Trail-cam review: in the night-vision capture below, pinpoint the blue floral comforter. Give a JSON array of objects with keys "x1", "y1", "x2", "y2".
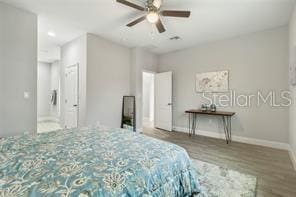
[{"x1": 0, "y1": 127, "x2": 201, "y2": 196}]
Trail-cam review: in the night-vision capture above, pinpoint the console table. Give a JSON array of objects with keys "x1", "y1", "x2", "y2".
[{"x1": 185, "y1": 109, "x2": 235, "y2": 144}]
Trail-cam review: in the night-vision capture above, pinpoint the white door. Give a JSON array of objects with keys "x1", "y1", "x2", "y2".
[
  {"x1": 65, "y1": 64, "x2": 79, "y2": 129},
  {"x1": 155, "y1": 71, "x2": 172, "y2": 131}
]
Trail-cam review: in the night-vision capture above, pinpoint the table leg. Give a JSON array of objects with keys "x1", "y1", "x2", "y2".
[
  {"x1": 222, "y1": 116, "x2": 232, "y2": 144},
  {"x1": 188, "y1": 113, "x2": 191, "y2": 136},
  {"x1": 193, "y1": 114, "x2": 198, "y2": 135},
  {"x1": 192, "y1": 114, "x2": 195, "y2": 136},
  {"x1": 191, "y1": 114, "x2": 195, "y2": 136},
  {"x1": 229, "y1": 116, "x2": 232, "y2": 142},
  {"x1": 188, "y1": 113, "x2": 198, "y2": 137}
]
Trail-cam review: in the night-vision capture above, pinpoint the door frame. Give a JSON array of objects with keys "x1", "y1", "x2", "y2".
[
  {"x1": 142, "y1": 70, "x2": 156, "y2": 128},
  {"x1": 64, "y1": 63, "x2": 79, "y2": 129}
]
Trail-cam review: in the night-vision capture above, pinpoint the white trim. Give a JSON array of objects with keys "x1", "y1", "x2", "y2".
[
  {"x1": 38, "y1": 116, "x2": 60, "y2": 123},
  {"x1": 289, "y1": 147, "x2": 296, "y2": 171},
  {"x1": 137, "y1": 128, "x2": 143, "y2": 133},
  {"x1": 142, "y1": 69, "x2": 157, "y2": 74},
  {"x1": 173, "y1": 126, "x2": 290, "y2": 150}
]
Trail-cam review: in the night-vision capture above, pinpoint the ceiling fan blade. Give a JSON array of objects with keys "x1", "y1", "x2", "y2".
[
  {"x1": 127, "y1": 16, "x2": 146, "y2": 27},
  {"x1": 161, "y1": 10, "x2": 191, "y2": 18},
  {"x1": 116, "y1": 0, "x2": 145, "y2": 11},
  {"x1": 156, "y1": 19, "x2": 166, "y2": 33}
]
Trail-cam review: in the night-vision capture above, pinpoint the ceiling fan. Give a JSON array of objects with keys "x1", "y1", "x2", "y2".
[{"x1": 116, "y1": 0, "x2": 191, "y2": 33}]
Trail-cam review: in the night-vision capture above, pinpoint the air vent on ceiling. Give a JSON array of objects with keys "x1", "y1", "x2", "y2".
[{"x1": 170, "y1": 36, "x2": 181, "y2": 40}]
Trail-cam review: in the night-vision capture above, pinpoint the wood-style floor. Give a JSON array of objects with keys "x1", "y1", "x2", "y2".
[{"x1": 143, "y1": 127, "x2": 296, "y2": 197}]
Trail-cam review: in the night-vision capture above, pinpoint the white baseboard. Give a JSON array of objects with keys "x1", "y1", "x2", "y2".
[
  {"x1": 136, "y1": 128, "x2": 143, "y2": 133},
  {"x1": 173, "y1": 126, "x2": 290, "y2": 150},
  {"x1": 38, "y1": 116, "x2": 60, "y2": 123},
  {"x1": 289, "y1": 147, "x2": 296, "y2": 171}
]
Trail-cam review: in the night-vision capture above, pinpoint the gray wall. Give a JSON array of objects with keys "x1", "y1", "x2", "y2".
[
  {"x1": 289, "y1": 6, "x2": 296, "y2": 158},
  {"x1": 60, "y1": 35, "x2": 158, "y2": 130},
  {"x1": 0, "y1": 2, "x2": 37, "y2": 137},
  {"x1": 158, "y1": 27, "x2": 289, "y2": 143},
  {"x1": 85, "y1": 34, "x2": 131, "y2": 128}
]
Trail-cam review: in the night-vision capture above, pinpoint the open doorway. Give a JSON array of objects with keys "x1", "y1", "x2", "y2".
[
  {"x1": 37, "y1": 60, "x2": 62, "y2": 133},
  {"x1": 142, "y1": 71, "x2": 155, "y2": 128}
]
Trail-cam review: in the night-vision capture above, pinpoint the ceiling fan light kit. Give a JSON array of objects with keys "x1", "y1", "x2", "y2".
[
  {"x1": 147, "y1": 12, "x2": 159, "y2": 24},
  {"x1": 116, "y1": 0, "x2": 191, "y2": 33}
]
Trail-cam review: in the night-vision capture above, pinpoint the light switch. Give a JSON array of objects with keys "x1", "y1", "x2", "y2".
[{"x1": 24, "y1": 92, "x2": 30, "y2": 99}]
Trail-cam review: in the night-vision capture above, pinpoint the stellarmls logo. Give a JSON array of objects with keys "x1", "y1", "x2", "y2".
[{"x1": 202, "y1": 90, "x2": 293, "y2": 107}]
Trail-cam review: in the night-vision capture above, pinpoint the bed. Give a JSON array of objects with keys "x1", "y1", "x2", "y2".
[{"x1": 0, "y1": 127, "x2": 201, "y2": 196}]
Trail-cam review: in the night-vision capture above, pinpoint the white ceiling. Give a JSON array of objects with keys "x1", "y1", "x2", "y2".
[{"x1": 1, "y1": 0, "x2": 295, "y2": 54}]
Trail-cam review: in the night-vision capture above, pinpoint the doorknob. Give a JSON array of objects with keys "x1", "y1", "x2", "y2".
[
  {"x1": 73, "y1": 104, "x2": 78, "y2": 107},
  {"x1": 168, "y1": 103, "x2": 172, "y2": 106}
]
